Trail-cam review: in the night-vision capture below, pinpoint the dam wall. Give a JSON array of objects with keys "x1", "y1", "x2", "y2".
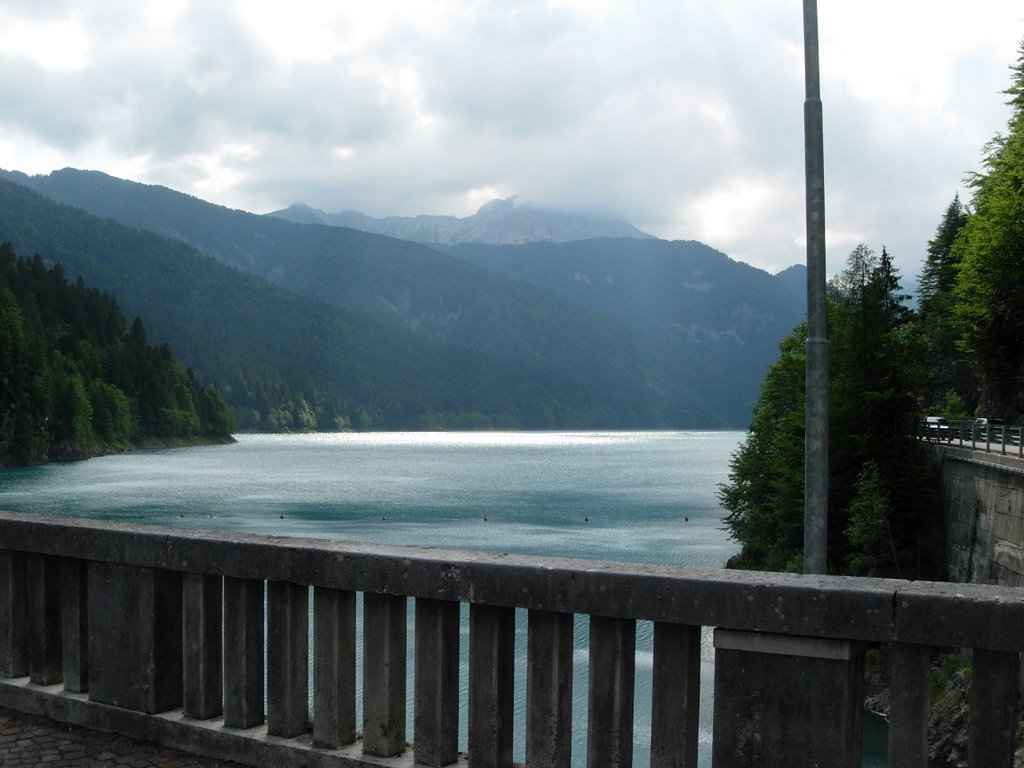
[{"x1": 936, "y1": 445, "x2": 1024, "y2": 587}]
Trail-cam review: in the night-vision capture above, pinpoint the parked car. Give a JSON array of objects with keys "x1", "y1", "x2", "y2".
[{"x1": 973, "y1": 417, "x2": 1005, "y2": 441}]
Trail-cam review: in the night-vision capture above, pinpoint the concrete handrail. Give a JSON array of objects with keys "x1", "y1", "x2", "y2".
[{"x1": 2, "y1": 511, "x2": 1023, "y2": 767}]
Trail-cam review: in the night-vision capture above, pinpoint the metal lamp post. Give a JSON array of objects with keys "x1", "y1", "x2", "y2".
[{"x1": 802, "y1": 0, "x2": 828, "y2": 575}]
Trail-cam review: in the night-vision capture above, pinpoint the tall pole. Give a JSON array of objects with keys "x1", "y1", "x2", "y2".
[{"x1": 802, "y1": 0, "x2": 828, "y2": 575}]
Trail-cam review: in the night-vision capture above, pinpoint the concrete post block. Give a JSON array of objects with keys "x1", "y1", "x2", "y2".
[
  {"x1": 182, "y1": 573, "x2": 223, "y2": 720},
  {"x1": 267, "y1": 580, "x2": 309, "y2": 738},
  {"x1": 712, "y1": 629, "x2": 865, "y2": 768},
  {"x1": 526, "y1": 609, "x2": 573, "y2": 768},
  {"x1": 362, "y1": 592, "x2": 407, "y2": 757},
  {"x1": 969, "y1": 648, "x2": 1019, "y2": 768},
  {"x1": 887, "y1": 643, "x2": 931, "y2": 768},
  {"x1": 468, "y1": 602, "x2": 515, "y2": 768},
  {"x1": 650, "y1": 622, "x2": 700, "y2": 768},
  {"x1": 223, "y1": 576, "x2": 264, "y2": 729},
  {"x1": 414, "y1": 597, "x2": 460, "y2": 767},
  {"x1": 587, "y1": 615, "x2": 635, "y2": 768},
  {"x1": 60, "y1": 558, "x2": 88, "y2": 693},
  {"x1": 29, "y1": 553, "x2": 63, "y2": 686},
  {"x1": 87, "y1": 562, "x2": 183, "y2": 714},
  {"x1": 313, "y1": 586, "x2": 356, "y2": 749},
  {"x1": 0, "y1": 549, "x2": 29, "y2": 679}
]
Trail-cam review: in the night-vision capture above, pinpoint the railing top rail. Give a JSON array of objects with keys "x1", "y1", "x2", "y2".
[{"x1": 3, "y1": 510, "x2": 1024, "y2": 651}]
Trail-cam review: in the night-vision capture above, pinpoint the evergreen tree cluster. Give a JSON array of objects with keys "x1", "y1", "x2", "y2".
[
  {"x1": 720, "y1": 41, "x2": 1024, "y2": 577},
  {"x1": 721, "y1": 246, "x2": 940, "y2": 577},
  {"x1": 920, "y1": 42, "x2": 1024, "y2": 420},
  {"x1": 0, "y1": 242, "x2": 234, "y2": 466}
]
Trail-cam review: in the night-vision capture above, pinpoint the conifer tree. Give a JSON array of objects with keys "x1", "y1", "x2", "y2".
[
  {"x1": 953, "y1": 42, "x2": 1024, "y2": 418},
  {"x1": 722, "y1": 245, "x2": 940, "y2": 577}
]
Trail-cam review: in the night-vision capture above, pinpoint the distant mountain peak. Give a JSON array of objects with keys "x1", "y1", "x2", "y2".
[
  {"x1": 476, "y1": 196, "x2": 518, "y2": 215},
  {"x1": 267, "y1": 197, "x2": 653, "y2": 246}
]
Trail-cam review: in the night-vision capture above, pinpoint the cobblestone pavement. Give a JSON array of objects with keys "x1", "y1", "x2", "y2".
[{"x1": 0, "y1": 706, "x2": 251, "y2": 768}]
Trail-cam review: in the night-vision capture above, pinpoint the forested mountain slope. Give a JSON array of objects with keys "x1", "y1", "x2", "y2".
[
  {"x1": 1, "y1": 168, "x2": 805, "y2": 425},
  {"x1": 0, "y1": 178, "x2": 677, "y2": 430},
  {"x1": 0, "y1": 242, "x2": 234, "y2": 465},
  {"x1": 437, "y1": 238, "x2": 806, "y2": 417}
]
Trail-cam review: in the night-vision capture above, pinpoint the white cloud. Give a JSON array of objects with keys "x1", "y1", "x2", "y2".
[
  {"x1": 0, "y1": 9, "x2": 90, "y2": 71},
  {"x1": 0, "y1": 0, "x2": 1020, "y2": 285}
]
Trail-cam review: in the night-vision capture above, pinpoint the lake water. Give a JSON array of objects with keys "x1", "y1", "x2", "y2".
[{"x1": 0, "y1": 431, "x2": 886, "y2": 766}]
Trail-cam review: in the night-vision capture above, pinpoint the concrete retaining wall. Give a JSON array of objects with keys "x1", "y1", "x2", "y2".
[{"x1": 937, "y1": 446, "x2": 1024, "y2": 587}]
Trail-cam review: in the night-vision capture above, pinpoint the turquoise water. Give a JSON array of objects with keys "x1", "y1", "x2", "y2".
[{"x1": 0, "y1": 431, "x2": 886, "y2": 766}]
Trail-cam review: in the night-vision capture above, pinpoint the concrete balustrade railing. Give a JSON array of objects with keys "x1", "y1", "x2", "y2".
[{"x1": 1, "y1": 510, "x2": 1023, "y2": 767}]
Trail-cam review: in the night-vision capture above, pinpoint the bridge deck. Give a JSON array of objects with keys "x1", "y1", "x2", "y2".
[{"x1": 0, "y1": 705, "x2": 249, "y2": 768}]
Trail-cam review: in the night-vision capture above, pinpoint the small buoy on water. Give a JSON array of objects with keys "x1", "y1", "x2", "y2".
[
  {"x1": 684, "y1": 516, "x2": 689, "y2": 522},
  {"x1": 279, "y1": 513, "x2": 284, "y2": 519},
  {"x1": 584, "y1": 515, "x2": 590, "y2": 523}
]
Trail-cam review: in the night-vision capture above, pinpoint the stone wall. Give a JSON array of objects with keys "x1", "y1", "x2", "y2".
[{"x1": 938, "y1": 446, "x2": 1024, "y2": 587}]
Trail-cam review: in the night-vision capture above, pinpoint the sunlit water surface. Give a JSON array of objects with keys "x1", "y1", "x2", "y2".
[{"x1": 0, "y1": 431, "x2": 886, "y2": 766}]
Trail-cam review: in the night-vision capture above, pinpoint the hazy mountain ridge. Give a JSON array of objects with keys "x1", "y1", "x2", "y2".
[
  {"x1": 435, "y1": 239, "x2": 805, "y2": 413},
  {"x1": 772, "y1": 263, "x2": 808, "y2": 313},
  {"x1": 268, "y1": 196, "x2": 654, "y2": 245},
  {"x1": 0, "y1": 168, "x2": 805, "y2": 426}
]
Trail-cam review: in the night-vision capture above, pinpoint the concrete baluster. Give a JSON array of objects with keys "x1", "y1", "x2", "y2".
[
  {"x1": 28, "y1": 554, "x2": 63, "y2": 685},
  {"x1": 267, "y1": 580, "x2": 309, "y2": 738},
  {"x1": 223, "y1": 576, "x2": 264, "y2": 729},
  {"x1": 968, "y1": 648, "x2": 1019, "y2": 768},
  {"x1": 88, "y1": 563, "x2": 183, "y2": 713},
  {"x1": 414, "y1": 597, "x2": 460, "y2": 767},
  {"x1": 362, "y1": 592, "x2": 407, "y2": 757},
  {"x1": 182, "y1": 573, "x2": 222, "y2": 720},
  {"x1": 887, "y1": 643, "x2": 931, "y2": 768},
  {"x1": 313, "y1": 586, "x2": 357, "y2": 748},
  {"x1": 650, "y1": 622, "x2": 701, "y2": 768},
  {"x1": 587, "y1": 616, "x2": 635, "y2": 768},
  {"x1": 469, "y1": 603, "x2": 515, "y2": 767},
  {"x1": 526, "y1": 609, "x2": 573, "y2": 768},
  {"x1": 0, "y1": 549, "x2": 29, "y2": 679},
  {"x1": 60, "y1": 558, "x2": 88, "y2": 692}
]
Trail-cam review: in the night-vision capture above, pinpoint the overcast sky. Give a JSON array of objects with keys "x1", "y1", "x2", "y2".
[{"x1": 1, "y1": 1, "x2": 1021, "y2": 283}]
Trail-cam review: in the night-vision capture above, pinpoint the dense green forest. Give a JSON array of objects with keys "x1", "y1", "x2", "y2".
[
  {"x1": 721, "y1": 246, "x2": 940, "y2": 577},
  {"x1": 0, "y1": 243, "x2": 234, "y2": 466},
  {"x1": 721, "y1": 43, "x2": 1024, "y2": 578}
]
